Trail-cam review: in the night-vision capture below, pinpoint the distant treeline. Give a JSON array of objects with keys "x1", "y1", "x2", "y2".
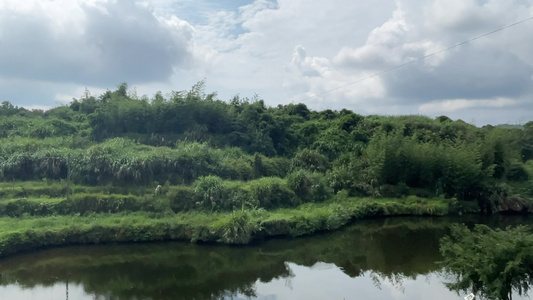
[{"x1": 0, "y1": 82, "x2": 532, "y2": 213}]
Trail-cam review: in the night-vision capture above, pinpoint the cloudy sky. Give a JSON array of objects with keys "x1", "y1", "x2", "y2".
[{"x1": 1, "y1": 0, "x2": 532, "y2": 125}]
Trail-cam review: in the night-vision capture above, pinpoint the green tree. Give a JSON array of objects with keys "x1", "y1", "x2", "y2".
[{"x1": 290, "y1": 148, "x2": 329, "y2": 173}]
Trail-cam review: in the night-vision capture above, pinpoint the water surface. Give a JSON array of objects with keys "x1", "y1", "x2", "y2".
[{"x1": 0, "y1": 215, "x2": 530, "y2": 300}]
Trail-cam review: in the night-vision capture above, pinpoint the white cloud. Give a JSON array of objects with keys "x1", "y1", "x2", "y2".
[
  {"x1": 284, "y1": 45, "x2": 386, "y2": 111},
  {"x1": 424, "y1": 0, "x2": 495, "y2": 32},
  {"x1": 0, "y1": 0, "x2": 194, "y2": 85},
  {"x1": 290, "y1": 46, "x2": 328, "y2": 78},
  {"x1": 1, "y1": 0, "x2": 533, "y2": 125},
  {"x1": 20, "y1": 104, "x2": 54, "y2": 111},
  {"x1": 419, "y1": 97, "x2": 517, "y2": 114},
  {"x1": 333, "y1": 8, "x2": 411, "y2": 69},
  {"x1": 331, "y1": 6, "x2": 448, "y2": 74}
]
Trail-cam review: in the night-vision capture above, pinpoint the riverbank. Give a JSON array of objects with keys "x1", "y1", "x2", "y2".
[
  {"x1": 0, "y1": 195, "x2": 464, "y2": 257},
  {"x1": 2, "y1": 215, "x2": 503, "y2": 300}
]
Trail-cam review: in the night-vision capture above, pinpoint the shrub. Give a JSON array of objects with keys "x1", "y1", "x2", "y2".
[
  {"x1": 167, "y1": 186, "x2": 196, "y2": 212},
  {"x1": 286, "y1": 170, "x2": 332, "y2": 203},
  {"x1": 218, "y1": 159, "x2": 254, "y2": 181},
  {"x1": 290, "y1": 149, "x2": 329, "y2": 173},
  {"x1": 64, "y1": 193, "x2": 143, "y2": 214},
  {"x1": 213, "y1": 210, "x2": 260, "y2": 244},
  {"x1": 247, "y1": 177, "x2": 297, "y2": 209},
  {"x1": 228, "y1": 188, "x2": 258, "y2": 211},
  {"x1": 193, "y1": 176, "x2": 230, "y2": 211},
  {"x1": 506, "y1": 164, "x2": 529, "y2": 181}
]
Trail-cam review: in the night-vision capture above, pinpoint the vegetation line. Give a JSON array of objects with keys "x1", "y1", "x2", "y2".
[
  {"x1": 0, "y1": 196, "x2": 450, "y2": 257},
  {"x1": 0, "y1": 81, "x2": 531, "y2": 257}
]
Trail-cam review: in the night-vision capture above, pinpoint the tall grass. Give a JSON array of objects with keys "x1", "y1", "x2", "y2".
[
  {"x1": 0, "y1": 139, "x2": 295, "y2": 186},
  {"x1": 0, "y1": 195, "x2": 451, "y2": 257}
]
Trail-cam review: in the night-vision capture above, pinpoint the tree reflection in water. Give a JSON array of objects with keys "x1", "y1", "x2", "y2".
[
  {"x1": 0, "y1": 215, "x2": 529, "y2": 300},
  {"x1": 439, "y1": 224, "x2": 533, "y2": 300}
]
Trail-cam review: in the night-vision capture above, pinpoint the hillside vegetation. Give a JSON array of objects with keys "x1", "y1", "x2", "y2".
[{"x1": 0, "y1": 82, "x2": 531, "y2": 253}]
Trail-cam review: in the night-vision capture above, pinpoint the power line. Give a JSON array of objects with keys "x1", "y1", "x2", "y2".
[{"x1": 296, "y1": 15, "x2": 533, "y2": 102}]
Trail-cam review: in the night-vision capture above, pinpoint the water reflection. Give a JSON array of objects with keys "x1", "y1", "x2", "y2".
[
  {"x1": 0, "y1": 215, "x2": 530, "y2": 300},
  {"x1": 246, "y1": 265, "x2": 453, "y2": 300}
]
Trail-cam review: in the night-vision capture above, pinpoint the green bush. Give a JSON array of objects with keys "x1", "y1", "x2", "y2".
[
  {"x1": 0, "y1": 193, "x2": 151, "y2": 217},
  {"x1": 290, "y1": 149, "x2": 329, "y2": 173},
  {"x1": 193, "y1": 176, "x2": 230, "y2": 211},
  {"x1": 167, "y1": 186, "x2": 196, "y2": 212},
  {"x1": 213, "y1": 210, "x2": 260, "y2": 244},
  {"x1": 286, "y1": 170, "x2": 332, "y2": 203},
  {"x1": 506, "y1": 163, "x2": 529, "y2": 181},
  {"x1": 61, "y1": 193, "x2": 145, "y2": 214},
  {"x1": 218, "y1": 159, "x2": 254, "y2": 181},
  {"x1": 247, "y1": 177, "x2": 297, "y2": 209},
  {"x1": 228, "y1": 188, "x2": 257, "y2": 211}
]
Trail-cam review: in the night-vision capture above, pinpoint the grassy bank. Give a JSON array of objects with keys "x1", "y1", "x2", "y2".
[{"x1": 0, "y1": 195, "x2": 454, "y2": 257}]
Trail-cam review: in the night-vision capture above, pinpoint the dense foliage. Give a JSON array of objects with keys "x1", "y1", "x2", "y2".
[
  {"x1": 440, "y1": 224, "x2": 533, "y2": 300},
  {"x1": 1, "y1": 82, "x2": 531, "y2": 214}
]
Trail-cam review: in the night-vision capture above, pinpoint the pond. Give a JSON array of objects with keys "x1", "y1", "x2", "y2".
[{"x1": 0, "y1": 215, "x2": 531, "y2": 300}]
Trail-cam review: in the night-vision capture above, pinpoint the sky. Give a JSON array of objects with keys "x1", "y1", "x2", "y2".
[{"x1": 1, "y1": 0, "x2": 532, "y2": 126}]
